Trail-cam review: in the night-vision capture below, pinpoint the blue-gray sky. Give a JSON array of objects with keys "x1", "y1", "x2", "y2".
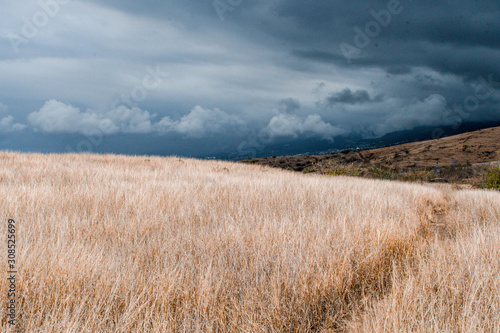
[{"x1": 1, "y1": 0, "x2": 499, "y2": 156}]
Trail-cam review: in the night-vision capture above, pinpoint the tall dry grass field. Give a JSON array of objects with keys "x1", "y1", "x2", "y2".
[{"x1": 0, "y1": 152, "x2": 499, "y2": 332}]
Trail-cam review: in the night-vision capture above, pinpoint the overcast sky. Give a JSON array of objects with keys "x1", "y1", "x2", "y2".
[{"x1": 1, "y1": 0, "x2": 499, "y2": 156}]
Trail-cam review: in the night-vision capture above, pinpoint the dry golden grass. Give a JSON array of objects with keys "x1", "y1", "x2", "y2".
[{"x1": 0, "y1": 151, "x2": 499, "y2": 332}]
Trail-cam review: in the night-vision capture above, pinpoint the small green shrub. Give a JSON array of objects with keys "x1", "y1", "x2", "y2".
[
  {"x1": 328, "y1": 168, "x2": 349, "y2": 176},
  {"x1": 484, "y1": 167, "x2": 500, "y2": 190},
  {"x1": 325, "y1": 166, "x2": 363, "y2": 177},
  {"x1": 368, "y1": 167, "x2": 393, "y2": 180}
]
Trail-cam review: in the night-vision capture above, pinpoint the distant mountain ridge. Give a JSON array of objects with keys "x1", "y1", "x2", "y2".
[
  {"x1": 212, "y1": 121, "x2": 500, "y2": 161},
  {"x1": 241, "y1": 125, "x2": 500, "y2": 187}
]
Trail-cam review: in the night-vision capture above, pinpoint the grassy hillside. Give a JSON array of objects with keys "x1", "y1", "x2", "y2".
[
  {"x1": 1, "y1": 152, "x2": 499, "y2": 332},
  {"x1": 244, "y1": 126, "x2": 500, "y2": 188}
]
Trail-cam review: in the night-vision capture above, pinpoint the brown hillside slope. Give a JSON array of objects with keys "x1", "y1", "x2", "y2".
[
  {"x1": 356, "y1": 125, "x2": 499, "y2": 168},
  {"x1": 243, "y1": 126, "x2": 500, "y2": 186}
]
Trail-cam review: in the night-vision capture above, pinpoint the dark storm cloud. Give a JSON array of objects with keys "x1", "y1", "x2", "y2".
[
  {"x1": 323, "y1": 89, "x2": 383, "y2": 107},
  {"x1": 385, "y1": 65, "x2": 412, "y2": 75},
  {"x1": 271, "y1": 0, "x2": 500, "y2": 77},
  {"x1": 19, "y1": 0, "x2": 497, "y2": 78},
  {"x1": 1, "y1": 0, "x2": 499, "y2": 156},
  {"x1": 277, "y1": 98, "x2": 301, "y2": 114}
]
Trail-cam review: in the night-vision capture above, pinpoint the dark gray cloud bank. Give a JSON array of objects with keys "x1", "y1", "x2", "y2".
[{"x1": 0, "y1": 0, "x2": 499, "y2": 156}]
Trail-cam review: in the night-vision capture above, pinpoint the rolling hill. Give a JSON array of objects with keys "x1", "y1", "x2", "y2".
[{"x1": 243, "y1": 126, "x2": 500, "y2": 187}]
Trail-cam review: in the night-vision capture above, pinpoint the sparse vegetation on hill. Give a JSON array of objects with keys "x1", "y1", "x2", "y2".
[
  {"x1": 243, "y1": 126, "x2": 500, "y2": 189},
  {"x1": 485, "y1": 166, "x2": 500, "y2": 190},
  {"x1": 0, "y1": 152, "x2": 499, "y2": 332}
]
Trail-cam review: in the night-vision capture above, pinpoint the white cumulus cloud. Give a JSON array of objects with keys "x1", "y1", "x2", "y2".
[
  {"x1": 0, "y1": 115, "x2": 27, "y2": 132},
  {"x1": 27, "y1": 100, "x2": 155, "y2": 135},
  {"x1": 261, "y1": 114, "x2": 346, "y2": 141},
  {"x1": 104, "y1": 106, "x2": 153, "y2": 134},
  {"x1": 155, "y1": 105, "x2": 246, "y2": 138},
  {"x1": 28, "y1": 100, "x2": 100, "y2": 134},
  {"x1": 0, "y1": 102, "x2": 27, "y2": 132},
  {"x1": 27, "y1": 100, "x2": 246, "y2": 138}
]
